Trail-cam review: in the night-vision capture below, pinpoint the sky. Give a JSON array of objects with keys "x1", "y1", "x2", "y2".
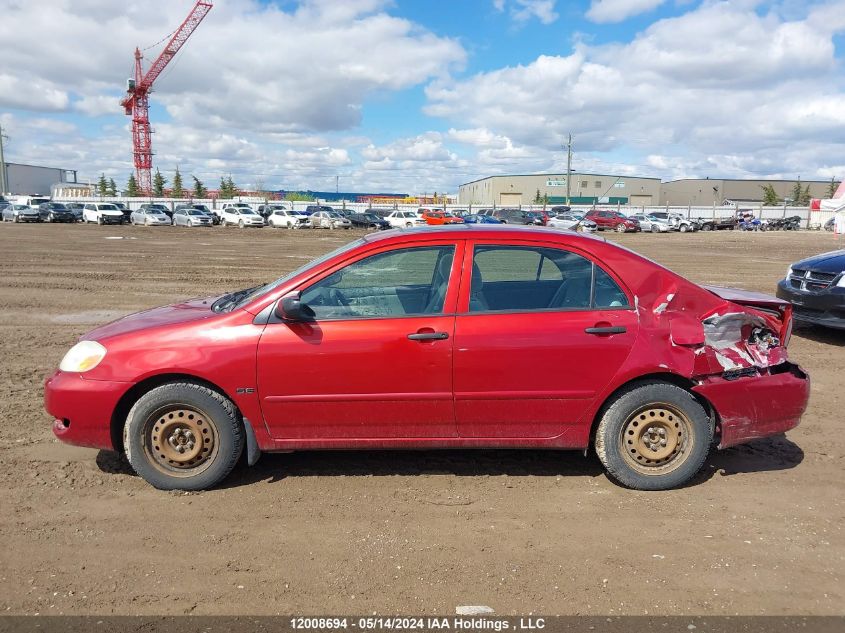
[{"x1": 0, "y1": 0, "x2": 844, "y2": 194}]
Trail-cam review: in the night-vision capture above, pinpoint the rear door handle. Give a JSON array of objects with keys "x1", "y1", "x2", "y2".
[
  {"x1": 408, "y1": 331, "x2": 449, "y2": 341},
  {"x1": 585, "y1": 326, "x2": 627, "y2": 335}
]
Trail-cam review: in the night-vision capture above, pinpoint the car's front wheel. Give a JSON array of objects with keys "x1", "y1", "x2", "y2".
[
  {"x1": 595, "y1": 381, "x2": 712, "y2": 490},
  {"x1": 615, "y1": 223, "x2": 627, "y2": 233},
  {"x1": 124, "y1": 382, "x2": 244, "y2": 490}
]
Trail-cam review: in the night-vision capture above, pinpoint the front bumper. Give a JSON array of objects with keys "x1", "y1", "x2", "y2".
[
  {"x1": 18, "y1": 214, "x2": 41, "y2": 222},
  {"x1": 44, "y1": 370, "x2": 131, "y2": 450},
  {"x1": 693, "y1": 362, "x2": 809, "y2": 449},
  {"x1": 776, "y1": 280, "x2": 845, "y2": 329}
]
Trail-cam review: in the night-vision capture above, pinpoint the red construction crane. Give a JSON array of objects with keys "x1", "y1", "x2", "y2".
[{"x1": 121, "y1": 1, "x2": 213, "y2": 195}]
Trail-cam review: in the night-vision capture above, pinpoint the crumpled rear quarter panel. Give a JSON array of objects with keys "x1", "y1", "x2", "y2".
[{"x1": 692, "y1": 363, "x2": 809, "y2": 449}]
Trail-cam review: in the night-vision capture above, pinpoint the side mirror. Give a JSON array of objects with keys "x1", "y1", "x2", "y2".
[{"x1": 275, "y1": 292, "x2": 315, "y2": 322}]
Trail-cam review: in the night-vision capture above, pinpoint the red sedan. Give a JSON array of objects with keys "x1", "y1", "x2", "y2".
[{"x1": 45, "y1": 226, "x2": 809, "y2": 491}]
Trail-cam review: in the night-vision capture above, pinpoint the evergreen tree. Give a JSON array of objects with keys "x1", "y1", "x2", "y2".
[
  {"x1": 171, "y1": 166, "x2": 184, "y2": 198},
  {"x1": 108, "y1": 178, "x2": 118, "y2": 197},
  {"x1": 761, "y1": 184, "x2": 780, "y2": 206},
  {"x1": 534, "y1": 189, "x2": 542, "y2": 203},
  {"x1": 226, "y1": 175, "x2": 238, "y2": 197},
  {"x1": 152, "y1": 168, "x2": 167, "y2": 197},
  {"x1": 790, "y1": 181, "x2": 802, "y2": 206},
  {"x1": 827, "y1": 178, "x2": 840, "y2": 198},
  {"x1": 192, "y1": 176, "x2": 207, "y2": 198},
  {"x1": 800, "y1": 185, "x2": 811, "y2": 206},
  {"x1": 126, "y1": 174, "x2": 140, "y2": 197},
  {"x1": 218, "y1": 176, "x2": 230, "y2": 198},
  {"x1": 97, "y1": 173, "x2": 108, "y2": 197}
]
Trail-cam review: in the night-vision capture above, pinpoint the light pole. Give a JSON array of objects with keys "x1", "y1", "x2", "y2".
[{"x1": 0, "y1": 122, "x2": 8, "y2": 196}]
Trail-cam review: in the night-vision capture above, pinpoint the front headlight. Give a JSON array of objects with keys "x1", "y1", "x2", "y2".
[
  {"x1": 836, "y1": 274, "x2": 845, "y2": 288},
  {"x1": 59, "y1": 340, "x2": 107, "y2": 373},
  {"x1": 786, "y1": 266, "x2": 793, "y2": 280}
]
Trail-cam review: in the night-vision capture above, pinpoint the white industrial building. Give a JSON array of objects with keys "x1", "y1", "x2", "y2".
[{"x1": 1, "y1": 162, "x2": 79, "y2": 196}]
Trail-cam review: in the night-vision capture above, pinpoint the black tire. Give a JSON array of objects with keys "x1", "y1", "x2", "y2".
[
  {"x1": 679, "y1": 224, "x2": 688, "y2": 233},
  {"x1": 238, "y1": 220, "x2": 244, "y2": 228},
  {"x1": 595, "y1": 381, "x2": 712, "y2": 491},
  {"x1": 123, "y1": 382, "x2": 244, "y2": 490},
  {"x1": 701, "y1": 224, "x2": 711, "y2": 231}
]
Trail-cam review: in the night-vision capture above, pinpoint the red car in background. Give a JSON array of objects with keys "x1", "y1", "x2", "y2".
[
  {"x1": 421, "y1": 210, "x2": 464, "y2": 225},
  {"x1": 586, "y1": 209, "x2": 641, "y2": 232},
  {"x1": 45, "y1": 226, "x2": 808, "y2": 491}
]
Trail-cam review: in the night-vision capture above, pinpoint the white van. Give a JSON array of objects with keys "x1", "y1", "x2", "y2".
[{"x1": 14, "y1": 195, "x2": 51, "y2": 208}]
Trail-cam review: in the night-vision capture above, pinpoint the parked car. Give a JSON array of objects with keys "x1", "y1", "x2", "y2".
[
  {"x1": 548, "y1": 213, "x2": 597, "y2": 233},
  {"x1": 111, "y1": 202, "x2": 131, "y2": 222},
  {"x1": 490, "y1": 208, "x2": 542, "y2": 225},
  {"x1": 385, "y1": 210, "x2": 424, "y2": 228},
  {"x1": 348, "y1": 213, "x2": 391, "y2": 230},
  {"x1": 130, "y1": 207, "x2": 170, "y2": 226},
  {"x1": 13, "y1": 195, "x2": 50, "y2": 208},
  {"x1": 45, "y1": 225, "x2": 809, "y2": 492},
  {"x1": 221, "y1": 207, "x2": 264, "y2": 228},
  {"x1": 647, "y1": 211, "x2": 699, "y2": 233},
  {"x1": 38, "y1": 202, "x2": 76, "y2": 223},
  {"x1": 257, "y1": 203, "x2": 292, "y2": 222},
  {"x1": 422, "y1": 210, "x2": 464, "y2": 225},
  {"x1": 2, "y1": 204, "x2": 40, "y2": 223},
  {"x1": 65, "y1": 203, "x2": 85, "y2": 221},
  {"x1": 585, "y1": 209, "x2": 640, "y2": 232},
  {"x1": 174, "y1": 203, "x2": 219, "y2": 225},
  {"x1": 267, "y1": 207, "x2": 308, "y2": 229},
  {"x1": 82, "y1": 203, "x2": 125, "y2": 225},
  {"x1": 777, "y1": 249, "x2": 845, "y2": 330},
  {"x1": 630, "y1": 213, "x2": 672, "y2": 233},
  {"x1": 172, "y1": 207, "x2": 213, "y2": 227},
  {"x1": 697, "y1": 216, "x2": 737, "y2": 231},
  {"x1": 139, "y1": 203, "x2": 172, "y2": 219},
  {"x1": 309, "y1": 210, "x2": 352, "y2": 230},
  {"x1": 461, "y1": 213, "x2": 503, "y2": 225},
  {"x1": 549, "y1": 205, "x2": 572, "y2": 215},
  {"x1": 303, "y1": 205, "x2": 335, "y2": 216}
]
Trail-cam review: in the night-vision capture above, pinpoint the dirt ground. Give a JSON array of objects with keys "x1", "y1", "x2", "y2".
[{"x1": 0, "y1": 224, "x2": 842, "y2": 616}]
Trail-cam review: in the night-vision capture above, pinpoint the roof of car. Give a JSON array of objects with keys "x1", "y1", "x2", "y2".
[{"x1": 361, "y1": 223, "x2": 605, "y2": 245}]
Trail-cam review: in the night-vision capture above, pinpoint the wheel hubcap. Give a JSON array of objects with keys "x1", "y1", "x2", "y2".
[
  {"x1": 621, "y1": 405, "x2": 690, "y2": 473},
  {"x1": 148, "y1": 408, "x2": 216, "y2": 470}
]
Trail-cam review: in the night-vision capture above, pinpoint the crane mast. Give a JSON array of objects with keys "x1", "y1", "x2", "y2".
[{"x1": 121, "y1": 1, "x2": 212, "y2": 195}]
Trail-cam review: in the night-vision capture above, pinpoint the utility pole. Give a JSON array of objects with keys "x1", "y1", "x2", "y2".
[
  {"x1": 565, "y1": 133, "x2": 572, "y2": 205},
  {"x1": 335, "y1": 175, "x2": 339, "y2": 194},
  {"x1": 0, "y1": 122, "x2": 8, "y2": 196}
]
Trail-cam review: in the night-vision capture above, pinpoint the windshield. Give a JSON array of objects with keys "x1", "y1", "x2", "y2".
[
  {"x1": 240, "y1": 209, "x2": 257, "y2": 215},
  {"x1": 150, "y1": 205, "x2": 168, "y2": 211},
  {"x1": 188, "y1": 209, "x2": 205, "y2": 215},
  {"x1": 193, "y1": 205, "x2": 210, "y2": 212},
  {"x1": 99, "y1": 204, "x2": 118, "y2": 210},
  {"x1": 48, "y1": 203, "x2": 68, "y2": 210},
  {"x1": 215, "y1": 238, "x2": 366, "y2": 313}
]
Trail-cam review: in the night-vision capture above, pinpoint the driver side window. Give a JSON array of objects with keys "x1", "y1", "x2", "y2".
[{"x1": 300, "y1": 246, "x2": 456, "y2": 320}]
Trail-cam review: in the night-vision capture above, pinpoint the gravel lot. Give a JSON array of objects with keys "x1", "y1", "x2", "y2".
[{"x1": 0, "y1": 224, "x2": 842, "y2": 616}]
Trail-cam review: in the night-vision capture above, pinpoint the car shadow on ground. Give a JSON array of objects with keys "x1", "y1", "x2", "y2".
[
  {"x1": 690, "y1": 434, "x2": 804, "y2": 486},
  {"x1": 793, "y1": 324, "x2": 845, "y2": 347},
  {"x1": 96, "y1": 434, "x2": 804, "y2": 490}
]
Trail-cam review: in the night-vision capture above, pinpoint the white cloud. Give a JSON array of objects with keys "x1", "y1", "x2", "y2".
[
  {"x1": 426, "y1": 1, "x2": 845, "y2": 181},
  {"x1": 494, "y1": 0, "x2": 559, "y2": 24},
  {"x1": 586, "y1": 0, "x2": 668, "y2": 24}
]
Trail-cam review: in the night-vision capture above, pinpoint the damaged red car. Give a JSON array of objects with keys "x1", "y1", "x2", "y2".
[{"x1": 44, "y1": 225, "x2": 809, "y2": 491}]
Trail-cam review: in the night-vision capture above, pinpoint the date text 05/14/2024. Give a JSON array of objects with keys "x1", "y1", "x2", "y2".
[{"x1": 289, "y1": 617, "x2": 547, "y2": 631}]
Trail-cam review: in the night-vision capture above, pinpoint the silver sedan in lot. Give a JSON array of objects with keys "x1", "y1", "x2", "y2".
[
  {"x1": 548, "y1": 212, "x2": 597, "y2": 232},
  {"x1": 172, "y1": 208, "x2": 213, "y2": 227},
  {"x1": 130, "y1": 207, "x2": 170, "y2": 226},
  {"x1": 631, "y1": 213, "x2": 672, "y2": 233},
  {"x1": 2, "y1": 204, "x2": 41, "y2": 223}
]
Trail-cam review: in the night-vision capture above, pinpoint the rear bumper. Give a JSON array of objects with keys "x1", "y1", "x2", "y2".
[
  {"x1": 44, "y1": 370, "x2": 131, "y2": 450},
  {"x1": 693, "y1": 363, "x2": 809, "y2": 449}
]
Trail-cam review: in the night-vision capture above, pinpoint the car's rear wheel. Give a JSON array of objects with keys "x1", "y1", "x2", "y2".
[
  {"x1": 595, "y1": 381, "x2": 712, "y2": 490},
  {"x1": 124, "y1": 382, "x2": 244, "y2": 490}
]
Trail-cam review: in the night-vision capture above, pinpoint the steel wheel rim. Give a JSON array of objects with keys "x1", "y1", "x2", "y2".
[
  {"x1": 620, "y1": 403, "x2": 692, "y2": 475},
  {"x1": 143, "y1": 405, "x2": 219, "y2": 477}
]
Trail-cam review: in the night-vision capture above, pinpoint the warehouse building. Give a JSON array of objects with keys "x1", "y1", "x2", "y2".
[
  {"x1": 660, "y1": 178, "x2": 834, "y2": 205},
  {"x1": 1, "y1": 161, "x2": 79, "y2": 196},
  {"x1": 458, "y1": 173, "x2": 662, "y2": 206}
]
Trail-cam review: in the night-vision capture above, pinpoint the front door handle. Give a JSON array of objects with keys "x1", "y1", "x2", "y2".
[
  {"x1": 585, "y1": 326, "x2": 627, "y2": 335},
  {"x1": 408, "y1": 331, "x2": 449, "y2": 341}
]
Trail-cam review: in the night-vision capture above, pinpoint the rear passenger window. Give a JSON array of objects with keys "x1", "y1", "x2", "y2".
[{"x1": 469, "y1": 245, "x2": 628, "y2": 312}]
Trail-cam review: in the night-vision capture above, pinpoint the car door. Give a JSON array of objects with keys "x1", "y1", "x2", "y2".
[
  {"x1": 453, "y1": 240, "x2": 638, "y2": 440},
  {"x1": 256, "y1": 240, "x2": 464, "y2": 441}
]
